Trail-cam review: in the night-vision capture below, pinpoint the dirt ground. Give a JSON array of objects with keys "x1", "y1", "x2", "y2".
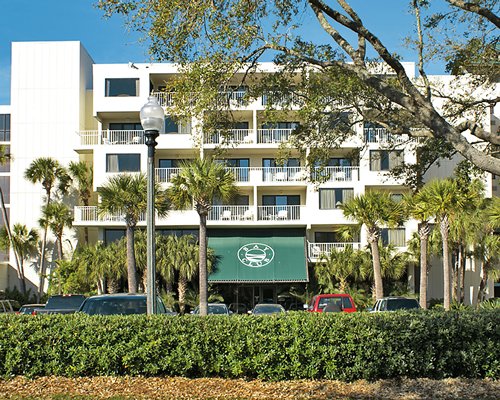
[{"x1": 0, "y1": 376, "x2": 498, "y2": 400}]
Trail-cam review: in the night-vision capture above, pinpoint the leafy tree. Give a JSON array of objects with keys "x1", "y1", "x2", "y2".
[
  {"x1": 68, "y1": 161, "x2": 94, "y2": 245},
  {"x1": 341, "y1": 191, "x2": 404, "y2": 300},
  {"x1": 417, "y1": 178, "x2": 472, "y2": 310},
  {"x1": 39, "y1": 201, "x2": 73, "y2": 261},
  {"x1": 168, "y1": 158, "x2": 238, "y2": 315},
  {"x1": 0, "y1": 224, "x2": 39, "y2": 295},
  {"x1": 98, "y1": 0, "x2": 500, "y2": 174},
  {"x1": 24, "y1": 157, "x2": 69, "y2": 300},
  {"x1": 98, "y1": 173, "x2": 169, "y2": 293}
]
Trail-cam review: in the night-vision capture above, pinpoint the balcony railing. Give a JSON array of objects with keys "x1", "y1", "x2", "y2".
[
  {"x1": 208, "y1": 205, "x2": 253, "y2": 221},
  {"x1": 308, "y1": 242, "x2": 362, "y2": 259},
  {"x1": 257, "y1": 129, "x2": 292, "y2": 143},
  {"x1": 78, "y1": 130, "x2": 145, "y2": 146},
  {"x1": 74, "y1": 206, "x2": 146, "y2": 223},
  {"x1": 204, "y1": 129, "x2": 253, "y2": 145},
  {"x1": 257, "y1": 205, "x2": 301, "y2": 221},
  {"x1": 152, "y1": 91, "x2": 174, "y2": 107},
  {"x1": 312, "y1": 166, "x2": 359, "y2": 182},
  {"x1": 364, "y1": 128, "x2": 411, "y2": 144},
  {"x1": 262, "y1": 167, "x2": 308, "y2": 182},
  {"x1": 155, "y1": 168, "x2": 182, "y2": 183}
]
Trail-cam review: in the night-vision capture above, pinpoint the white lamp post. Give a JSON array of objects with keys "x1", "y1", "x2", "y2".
[{"x1": 140, "y1": 96, "x2": 164, "y2": 315}]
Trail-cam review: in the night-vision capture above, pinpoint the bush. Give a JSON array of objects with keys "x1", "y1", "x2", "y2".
[{"x1": 0, "y1": 310, "x2": 498, "y2": 381}]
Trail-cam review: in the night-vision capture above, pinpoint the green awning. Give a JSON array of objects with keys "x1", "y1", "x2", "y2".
[{"x1": 208, "y1": 230, "x2": 308, "y2": 283}]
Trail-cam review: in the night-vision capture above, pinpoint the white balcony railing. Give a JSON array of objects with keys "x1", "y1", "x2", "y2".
[
  {"x1": 204, "y1": 129, "x2": 253, "y2": 144},
  {"x1": 364, "y1": 128, "x2": 411, "y2": 144},
  {"x1": 74, "y1": 206, "x2": 145, "y2": 223},
  {"x1": 312, "y1": 166, "x2": 359, "y2": 182},
  {"x1": 308, "y1": 242, "x2": 362, "y2": 259},
  {"x1": 155, "y1": 168, "x2": 182, "y2": 183},
  {"x1": 151, "y1": 91, "x2": 174, "y2": 107},
  {"x1": 257, "y1": 205, "x2": 302, "y2": 221},
  {"x1": 261, "y1": 167, "x2": 308, "y2": 182},
  {"x1": 78, "y1": 130, "x2": 144, "y2": 146},
  {"x1": 257, "y1": 129, "x2": 292, "y2": 144},
  {"x1": 208, "y1": 205, "x2": 253, "y2": 221}
]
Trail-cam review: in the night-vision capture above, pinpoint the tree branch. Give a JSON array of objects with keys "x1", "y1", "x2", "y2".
[{"x1": 447, "y1": 0, "x2": 500, "y2": 28}]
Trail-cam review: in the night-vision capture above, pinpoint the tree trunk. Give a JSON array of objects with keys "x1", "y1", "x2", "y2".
[
  {"x1": 0, "y1": 188, "x2": 25, "y2": 295},
  {"x1": 198, "y1": 213, "x2": 208, "y2": 316},
  {"x1": 459, "y1": 246, "x2": 466, "y2": 304},
  {"x1": 126, "y1": 224, "x2": 137, "y2": 293},
  {"x1": 178, "y1": 276, "x2": 187, "y2": 315},
  {"x1": 38, "y1": 225, "x2": 49, "y2": 302},
  {"x1": 477, "y1": 259, "x2": 489, "y2": 305},
  {"x1": 418, "y1": 222, "x2": 429, "y2": 309},
  {"x1": 368, "y1": 228, "x2": 384, "y2": 300},
  {"x1": 452, "y1": 247, "x2": 459, "y2": 302},
  {"x1": 441, "y1": 217, "x2": 452, "y2": 310},
  {"x1": 107, "y1": 278, "x2": 119, "y2": 294}
]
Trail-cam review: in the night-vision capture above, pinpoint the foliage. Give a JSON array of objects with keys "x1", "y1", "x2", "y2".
[
  {"x1": 97, "y1": 0, "x2": 500, "y2": 175},
  {"x1": 0, "y1": 311, "x2": 498, "y2": 380}
]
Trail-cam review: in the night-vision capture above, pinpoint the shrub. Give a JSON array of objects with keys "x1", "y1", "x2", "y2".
[{"x1": 0, "y1": 310, "x2": 498, "y2": 381}]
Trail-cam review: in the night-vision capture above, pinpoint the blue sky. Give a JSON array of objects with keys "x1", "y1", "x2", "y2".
[{"x1": 0, "y1": 0, "x2": 449, "y2": 105}]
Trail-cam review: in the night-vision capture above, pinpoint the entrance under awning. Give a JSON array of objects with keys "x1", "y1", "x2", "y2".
[{"x1": 208, "y1": 229, "x2": 308, "y2": 283}]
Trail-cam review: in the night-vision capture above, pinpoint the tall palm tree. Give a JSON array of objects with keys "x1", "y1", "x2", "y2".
[
  {"x1": 39, "y1": 201, "x2": 73, "y2": 261},
  {"x1": 404, "y1": 190, "x2": 435, "y2": 309},
  {"x1": 418, "y1": 179, "x2": 467, "y2": 310},
  {"x1": 0, "y1": 223, "x2": 39, "y2": 295},
  {"x1": 168, "y1": 158, "x2": 238, "y2": 316},
  {"x1": 24, "y1": 157, "x2": 69, "y2": 300},
  {"x1": 341, "y1": 191, "x2": 404, "y2": 300},
  {"x1": 68, "y1": 161, "x2": 94, "y2": 245},
  {"x1": 98, "y1": 173, "x2": 169, "y2": 293}
]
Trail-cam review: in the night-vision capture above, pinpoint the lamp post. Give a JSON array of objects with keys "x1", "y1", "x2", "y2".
[{"x1": 140, "y1": 96, "x2": 164, "y2": 315}]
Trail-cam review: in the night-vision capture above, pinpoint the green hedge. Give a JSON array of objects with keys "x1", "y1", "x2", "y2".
[{"x1": 0, "y1": 311, "x2": 498, "y2": 381}]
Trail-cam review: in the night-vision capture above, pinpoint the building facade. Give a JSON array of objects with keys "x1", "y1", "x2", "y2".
[{"x1": 1, "y1": 41, "x2": 496, "y2": 306}]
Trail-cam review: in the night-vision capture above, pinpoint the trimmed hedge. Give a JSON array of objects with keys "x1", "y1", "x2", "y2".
[{"x1": 0, "y1": 310, "x2": 498, "y2": 381}]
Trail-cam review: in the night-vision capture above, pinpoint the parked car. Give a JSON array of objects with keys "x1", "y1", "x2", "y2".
[
  {"x1": 249, "y1": 303, "x2": 286, "y2": 315},
  {"x1": 371, "y1": 296, "x2": 420, "y2": 312},
  {"x1": 78, "y1": 293, "x2": 174, "y2": 315},
  {"x1": 0, "y1": 299, "x2": 21, "y2": 314},
  {"x1": 17, "y1": 303, "x2": 45, "y2": 315},
  {"x1": 305, "y1": 294, "x2": 357, "y2": 313},
  {"x1": 34, "y1": 294, "x2": 86, "y2": 315},
  {"x1": 192, "y1": 303, "x2": 231, "y2": 315}
]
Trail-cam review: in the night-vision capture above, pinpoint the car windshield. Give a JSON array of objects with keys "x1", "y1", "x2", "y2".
[
  {"x1": 253, "y1": 305, "x2": 283, "y2": 314},
  {"x1": 80, "y1": 297, "x2": 148, "y2": 315},
  {"x1": 208, "y1": 304, "x2": 228, "y2": 314},
  {"x1": 319, "y1": 298, "x2": 343, "y2": 309},
  {"x1": 386, "y1": 299, "x2": 419, "y2": 311},
  {"x1": 46, "y1": 296, "x2": 85, "y2": 309}
]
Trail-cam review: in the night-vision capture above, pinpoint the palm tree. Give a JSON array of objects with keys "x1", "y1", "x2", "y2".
[
  {"x1": 0, "y1": 223, "x2": 39, "y2": 295},
  {"x1": 39, "y1": 201, "x2": 73, "y2": 261},
  {"x1": 418, "y1": 179, "x2": 467, "y2": 310},
  {"x1": 315, "y1": 245, "x2": 368, "y2": 293},
  {"x1": 24, "y1": 157, "x2": 69, "y2": 300},
  {"x1": 98, "y1": 173, "x2": 169, "y2": 293},
  {"x1": 404, "y1": 191, "x2": 435, "y2": 309},
  {"x1": 341, "y1": 191, "x2": 404, "y2": 300},
  {"x1": 168, "y1": 158, "x2": 238, "y2": 316},
  {"x1": 68, "y1": 161, "x2": 93, "y2": 244}
]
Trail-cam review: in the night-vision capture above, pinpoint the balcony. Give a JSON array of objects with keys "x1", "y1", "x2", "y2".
[
  {"x1": 204, "y1": 129, "x2": 253, "y2": 145},
  {"x1": 307, "y1": 242, "x2": 362, "y2": 261},
  {"x1": 78, "y1": 130, "x2": 144, "y2": 146},
  {"x1": 74, "y1": 206, "x2": 145, "y2": 224},
  {"x1": 364, "y1": 127, "x2": 413, "y2": 144}
]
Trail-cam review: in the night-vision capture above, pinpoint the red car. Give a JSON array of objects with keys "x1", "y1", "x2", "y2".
[{"x1": 305, "y1": 294, "x2": 357, "y2": 313}]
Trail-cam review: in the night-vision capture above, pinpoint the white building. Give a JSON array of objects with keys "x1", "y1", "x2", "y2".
[{"x1": 0, "y1": 41, "x2": 496, "y2": 306}]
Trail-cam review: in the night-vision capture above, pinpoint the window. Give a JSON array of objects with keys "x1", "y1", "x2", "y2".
[
  {"x1": 0, "y1": 115, "x2": 10, "y2": 142},
  {"x1": 105, "y1": 78, "x2": 139, "y2": 97},
  {"x1": 381, "y1": 228, "x2": 406, "y2": 247},
  {"x1": 0, "y1": 177, "x2": 10, "y2": 204},
  {"x1": 106, "y1": 154, "x2": 140, "y2": 172},
  {"x1": 0, "y1": 207, "x2": 9, "y2": 261},
  {"x1": 0, "y1": 145, "x2": 10, "y2": 172},
  {"x1": 222, "y1": 159, "x2": 249, "y2": 181},
  {"x1": 370, "y1": 150, "x2": 403, "y2": 171},
  {"x1": 109, "y1": 122, "x2": 142, "y2": 131},
  {"x1": 164, "y1": 117, "x2": 178, "y2": 134},
  {"x1": 262, "y1": 195, "x2": 300, "y2": 206},
  {"x1": 319, "y1": 188, "x2": 354, "y2": 209},
  {"x1": 104, "y1": 229, "x2": 125, "y2": 244}
]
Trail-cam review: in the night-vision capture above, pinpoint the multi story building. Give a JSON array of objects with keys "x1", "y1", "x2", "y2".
[{"x1": 1, "y1": 41, "x2": 496, "y2": 306}]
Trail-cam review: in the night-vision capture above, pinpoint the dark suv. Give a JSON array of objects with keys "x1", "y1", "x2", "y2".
[
  {"x1": 78, "y1": 293, "x2": 174, "y2": 315},
  {"x1": 371, "y1": 296, "x2": 420, "y2": 312}
]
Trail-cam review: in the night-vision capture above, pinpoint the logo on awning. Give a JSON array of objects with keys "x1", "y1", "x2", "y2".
[{"x1": 237, "y1": 243, "x2": 275, "y2": 268}]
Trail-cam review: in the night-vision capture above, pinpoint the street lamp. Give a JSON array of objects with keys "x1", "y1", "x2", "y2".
[{"x1": 140, "y1": 96, "x2": 164, "y2": 315}]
